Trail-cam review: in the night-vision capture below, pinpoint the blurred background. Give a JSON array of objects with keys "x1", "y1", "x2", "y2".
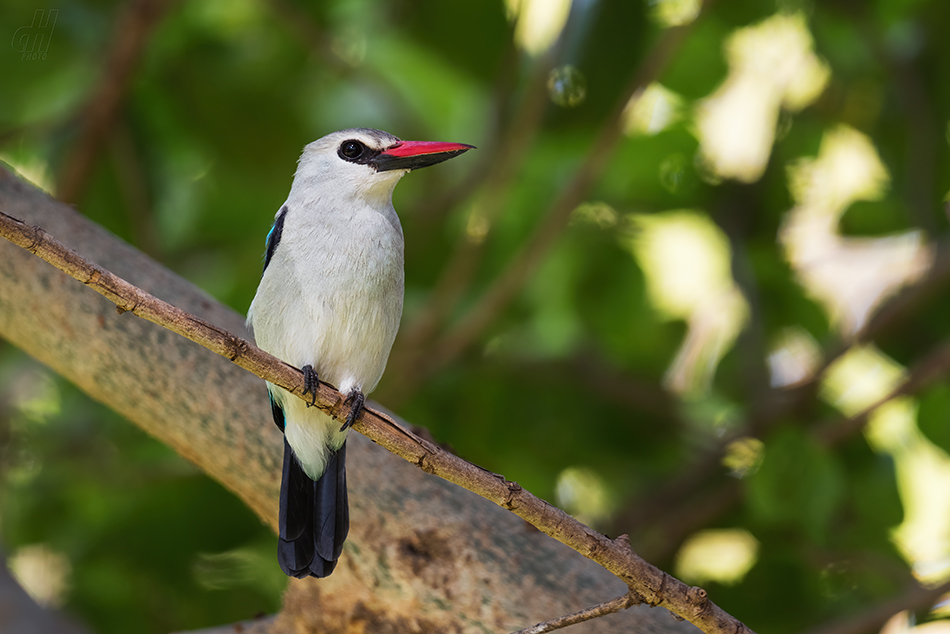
[{"x1": 2, "y1": 0, "x2": 950, "y2": 632}]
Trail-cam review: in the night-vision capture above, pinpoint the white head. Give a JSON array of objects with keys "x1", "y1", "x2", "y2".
[{"x1": 290, "y1": 128, "x2": 473, "y2": 207}]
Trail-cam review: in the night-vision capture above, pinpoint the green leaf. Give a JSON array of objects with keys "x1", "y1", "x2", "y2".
[
  {"x1": 918, "y1": 383, "x2": 950, "y2": 454},
  {"x1": 747, "y1": 427, "x2": 846, "y2": 542}
]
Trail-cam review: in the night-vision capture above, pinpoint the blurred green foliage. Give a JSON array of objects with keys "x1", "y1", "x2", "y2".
[{"x1": 2, "y1": 0, "x2": 950, "y2": 633}]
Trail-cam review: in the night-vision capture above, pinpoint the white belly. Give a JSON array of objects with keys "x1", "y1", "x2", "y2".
[{"x1": 247, "y1": 203, "x2": 404, "y2": 477}]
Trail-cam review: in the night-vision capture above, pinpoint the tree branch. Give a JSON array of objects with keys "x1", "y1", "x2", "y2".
[
  {"x1": 55, "y1": 0, "x2": 174, "y2": 205},
  {"x1": 0, "y1": 192, "x2": 752, "y2": 632},
  {"x1": 424, "y1": 18, "x2": 699, "y2": 376},
  {"x1": 6, "y1": 168, "x2": 684, "y2": 633},
  {"x1": 509, "y1": 592, "x2": 640, "y2": 634}
]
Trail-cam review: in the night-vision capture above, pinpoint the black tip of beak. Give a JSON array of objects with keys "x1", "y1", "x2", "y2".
[{"x1": 372, "y1": 141, "x2": 475, "y2": 172}]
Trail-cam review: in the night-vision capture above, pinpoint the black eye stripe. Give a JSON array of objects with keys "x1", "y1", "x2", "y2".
[{"x1": 337, "y1": 139, "x2": 383, "y2": 165}]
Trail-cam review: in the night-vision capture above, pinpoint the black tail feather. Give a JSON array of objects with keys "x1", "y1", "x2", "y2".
[
  {"x1": 277, "y1": 435, "x2": 349, "y2": 578},
  {"x1": 314, "y1": 440, "x2": 349, "y2": 562}
]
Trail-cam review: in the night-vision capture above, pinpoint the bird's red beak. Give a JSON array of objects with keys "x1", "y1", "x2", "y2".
[{"x1": 373, "y1": 140, "x2": 475, "y2": 172}]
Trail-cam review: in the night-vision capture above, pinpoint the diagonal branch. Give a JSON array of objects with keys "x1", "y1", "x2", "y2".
[
  {"x1": 415, "y1": 11, "x2": 707, "y2": 384},
  {"x1": 0, "y1": 207, "x2": 755, "y2": 634},
  {"x1": 55, "y1": 0, "x2": 174, "y2": 205},
  {"x1": 1, "y1": 171, "x2": 685, "y2": 633}
]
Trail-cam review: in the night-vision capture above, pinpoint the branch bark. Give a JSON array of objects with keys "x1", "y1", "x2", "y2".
[
  {"x1": 509, "y1": 593, "x2": 639, "y2": 634},
  {"x1": 0, "y1": 169, "x2": 752, "y2": 633}
]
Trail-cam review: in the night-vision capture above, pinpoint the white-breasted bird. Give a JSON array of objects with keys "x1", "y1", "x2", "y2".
[{"x1": 247, "y1": 128, "x2": 473, "y2": 578}]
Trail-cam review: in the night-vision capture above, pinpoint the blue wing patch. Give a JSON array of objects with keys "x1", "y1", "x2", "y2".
[
  {"x1": 263, "y1": 206, "x2": 288, "y2": 272},
  {"x1": 269, "y1": 390, "x2": 286, "y2": 433}
]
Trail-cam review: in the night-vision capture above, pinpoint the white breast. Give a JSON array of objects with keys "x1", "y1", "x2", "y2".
[{"x1": 249, "y1": 200, "x2": 404, "y2": 396}]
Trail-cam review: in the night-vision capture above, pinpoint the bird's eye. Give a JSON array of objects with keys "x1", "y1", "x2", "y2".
[{"x1": 339, "y1": 140, "x2": 365, "y2": 160}]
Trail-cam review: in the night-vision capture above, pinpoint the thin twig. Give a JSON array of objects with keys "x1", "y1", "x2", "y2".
[
  {"x1": 509, "y1": 593, "x2": 640, "y2": 634},
  {"x1": 421, "y1": 12, "x2": 705, "y2": 380},
  {"x1": 0, "y1": 208, "x2": 755, "y2": 634}
]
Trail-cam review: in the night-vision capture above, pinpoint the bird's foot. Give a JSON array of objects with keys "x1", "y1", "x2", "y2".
[
  {"x1": 340, "y1": 389, "x2": 365, "y2": 431},
  {"x1": 301, "y1": 364, "x2": 319, "y2": 408}
]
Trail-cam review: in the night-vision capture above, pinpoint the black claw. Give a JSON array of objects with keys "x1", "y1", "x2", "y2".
[
  {"x1": 301, "y1": 364, "x2": 319, "y2": 408},
  {"x1": 340, "y1": 390, "x2": 365, "y2": 431}
]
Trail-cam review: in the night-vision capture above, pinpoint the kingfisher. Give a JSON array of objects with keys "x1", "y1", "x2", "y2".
[{"x1": 247, "y1": 128, "x2": 473, "y2": 578}]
